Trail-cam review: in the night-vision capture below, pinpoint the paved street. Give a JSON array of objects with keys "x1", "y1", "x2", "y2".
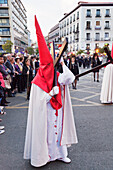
[{"x1": 0, "y1": 68, "x2": 113, "y2": 170}]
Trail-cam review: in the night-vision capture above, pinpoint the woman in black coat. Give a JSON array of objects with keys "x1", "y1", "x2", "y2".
[
  {"x1": 22, "y1": 58, "x2": 33, "y2": 100},
  {"x1": 91, "y1": 53, "x2": 101, "y2": 82},
  {"x1": 70, "y1": 55, "x2": 79, "y2": 89}
]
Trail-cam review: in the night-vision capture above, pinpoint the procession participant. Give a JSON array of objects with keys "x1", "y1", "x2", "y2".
[
  {"x1": 91, "y1": 53, "x2": 101, "y2": 82},
  {"x1": 70, "y1": 55, "x2": 79, "y2": 89},
  {"x1": 100, "y1": 44, "x2": 113, "y2": 103},
  {"x1": 24, "y1": 16, "x2": 78, "y2": 168}
]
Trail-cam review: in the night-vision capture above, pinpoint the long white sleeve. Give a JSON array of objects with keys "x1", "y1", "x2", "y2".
[{"x1": 58, "y1": 64, "x2": 75, "y2": 85}]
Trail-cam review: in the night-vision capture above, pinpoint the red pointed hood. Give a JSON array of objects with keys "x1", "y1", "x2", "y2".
[
  {"x1": 32, "y1": 16, "x2": 54, "y2": 93},
  {"x1": 111, "y1": 43, "x2": 113, "y2": 59}
]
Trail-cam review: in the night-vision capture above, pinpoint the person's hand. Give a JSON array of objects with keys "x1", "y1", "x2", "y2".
[
  {"x1": 60, "y1": 57, "x2": 64, "y2": 66},
  {"x1": 27, "y1": 71, "x2": 29, "y2": 75},
  {"x1": 49, "y1": 86, "x2": 59, "y2": 96}
]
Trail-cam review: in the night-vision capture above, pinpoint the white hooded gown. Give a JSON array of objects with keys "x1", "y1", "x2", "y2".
[
  {"x1": 24, "y1": 64, "x2": 78, "y2": 167},
  {"x1": 100, "y1": 64, "x2": 113, "y2": 103}
]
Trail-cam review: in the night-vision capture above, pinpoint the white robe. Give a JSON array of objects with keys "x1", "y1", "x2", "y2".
[
  {"x1": 24, "y1": 64, "x2": 78, "y2": 167},
  {"x1": 100, "y1": 64, "x2": 113, "y2": 103}
]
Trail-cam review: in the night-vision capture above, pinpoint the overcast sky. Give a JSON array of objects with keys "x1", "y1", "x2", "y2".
[{"x1": 23, "y1": 0, "x2": 113, "y2": 42}]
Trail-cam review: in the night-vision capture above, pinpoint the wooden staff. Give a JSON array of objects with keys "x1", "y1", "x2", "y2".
[{"x1": 75, "y1": 47, "x2": 113, "y2": 80}]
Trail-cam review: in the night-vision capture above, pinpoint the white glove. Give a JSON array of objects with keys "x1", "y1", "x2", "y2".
[
  {"x1": 49, "y1": 86, "x2": 59, "y2": 96},
  {"x1": 59, "y1": 57, "x2": 64, "y2": 63}
]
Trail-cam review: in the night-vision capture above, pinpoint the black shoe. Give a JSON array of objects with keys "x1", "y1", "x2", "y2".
[
  {"x1": 97, "y1": 80, "x2": 99, "y2": 82},
  {"x1": 5, "y1": 101, "x2": 10, "y2": 104},
  {"x1": 2, "y1": 104, "x2": 8, "y2": 106},
  {"x1": 8, "y1": 95, "x2": 13, "y2": 97},
  {"x1": 18, "y1": 91, "x2": 22, "y2": 93},
  {"x1": 94, "y1": 79, "x2": 95, "y2": 82},
  {"x1": 8, "y1": 94, "x2": 15, "y2": 97}
]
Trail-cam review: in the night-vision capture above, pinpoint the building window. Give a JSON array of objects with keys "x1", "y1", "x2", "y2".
[
  {"x1": 95, "y1": 21, "x2": 101, "y2": 30},
  {"x1": 73, "y1": 25, "x2": 75, "y2": 33},
  {"x1": 64, "y1": 30, "x2": 66, "y2": 36},
  {"x1": 0, "y1": 19, "x2": 9, "y2": 25},
  {"x1": 86, "y1": 21, "x2": 91, "y2": 29},
  {"x1": 96, "y1": 9, "x2": 101, "y2": 17},
  {"x1": 67, "y1": 28, "x2": 69, "y2": 35},
  {"x1": 105, "y1": 9, "x2": 110, "y2": 17},
  {"x1": 86, "y1": 44, "x2": 90, "y2": 50},
  {"x1": 70, "y1": 16, "x2": 72, "y2": 24},
  {"x1": 73, "y1": 14, "x2": 75, "y2": 22},
  {"x1": 0, "y1": 0, "x2": 7, "y2": 4},
  {"x1": 86, "y1": 33, "x2": 90, "y2": 40},
  {"x1": 70, "y1": 36, "x2": 72, "y2": 43},
  {"x1": 0, "y1": 9, "x2": 8, "y2": 16},
  {"x1": 95, "y1": 43, "x2": 99, "y2": 48},
  {"x1": 67, "y1": 18, "x2": 69, "y2": 25},
  {"x1": 95, "y1": 33, "x2": 100, "y2": 41},
  {"x1": 76, "y1": 23, "x2": 79, "y2": 32},
  {"x1": 77, "y1": 12, "x2": 79, "y2": 19},
  {"x1": 105, "y1": 21, "x2": 110, "y2": 29},
  {"x1": 0, "y1": 28, "x2": 10, "y2": 35},
  {"x1": 70, "y1": 27, "x2": 72, "y2": 34},
  {"x1": 86, "y1": 9, "x2": 91, "y2": 17},
  {"x1": 105, "y1": 32, "x2": 110, "y2": 40},
  {"x1": 64, "y1": 21, "x2": 66, "y2": 27}
]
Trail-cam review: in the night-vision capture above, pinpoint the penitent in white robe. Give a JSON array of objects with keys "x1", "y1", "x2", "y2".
[
  {"x1": 24, "y1": 64, "x2": 78, "y2": 167},
  {"x1": 100, "y1": 64, "x2": 113, "y2": 103}
]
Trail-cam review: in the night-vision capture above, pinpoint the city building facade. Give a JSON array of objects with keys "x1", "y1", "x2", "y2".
[
  {"x1": 48, "y1": 23, "x2": 59, "y2": 43},
  {"x1": 0, "y1": 0, "x2": 29, "y2": 53},
  {"x1": 49, "y1": 2, "x2": 113, "y2": 53}
]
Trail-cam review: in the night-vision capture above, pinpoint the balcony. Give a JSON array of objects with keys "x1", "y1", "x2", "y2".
[
  {"x1": 70, "y1": 21, "x2": 72, "y2": 24},
  {"x1": 86, "y1": 38, "x2": 90, "y2": 41},
  {"x1": 104, "y1": 37, "x2": 111, "y2": 41},
  {"x1": 0, "y1": 4, "x2": 9, "y2": 8},
  {"x1": 0, "y1": 24, "x2": 10, "y2": 27},
  {"x1": 75, "y1": 38, "x2": 79, "y2": 42},
  {"x1": 86, "y1": 15, "x2": 92, "y2": 18},
  {"x1": 105, "y1": 15, "x2": 111, "y2": 17},
  {"x1": 104, "y1": 27, "x2": 110, "y2": 30},
  {"x1": 0, "y1": 33, "x2": 10, "y2": 36},
  {"x1": 0, "y1": 13, "x2": 9, "y2": 16},
  {"x1": 0, "y1": 41, "x2": 6, "y2": 45},
  {"x1": 86, "y1": 27, "x2": 91, "y2": 30},
  {"x1": 95, "y1": 39, "x2": 100, "y2": 41},
  {"x1": 95, "y1": 15, "x2": 101, "y2": 18},
  {"x1": 75, "y1": 29, "x2": 79, "y2": 34},
  {"x1": 95, "y1": 26, "x2": 101, "y2": 30}
]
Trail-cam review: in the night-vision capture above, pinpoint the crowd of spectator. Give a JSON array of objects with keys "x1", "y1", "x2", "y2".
[
  {"x1": 0, "y1": 51, "x2": 104, "y2": 135},
  {"x1": 0, "y1": 52, "x2": 39, "y2": 135},
  {"x1": 63, "y1": 53, "x2": 104, "y2": 89}
]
